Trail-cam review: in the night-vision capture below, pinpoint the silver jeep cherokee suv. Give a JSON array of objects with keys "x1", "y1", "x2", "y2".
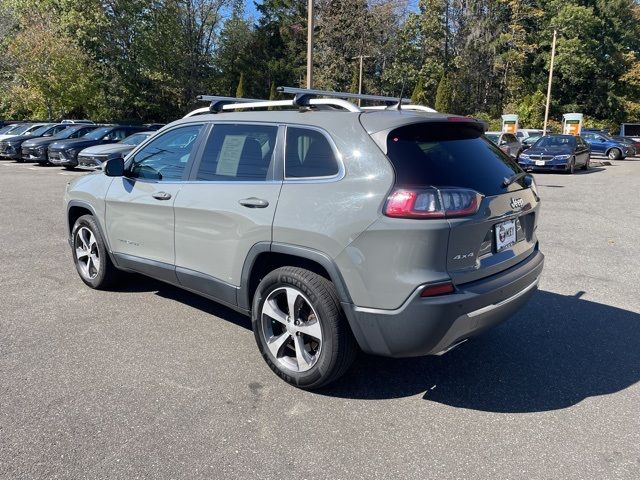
[{"x1": 64, "y1": 89, "x2": 544, "y2": 389}]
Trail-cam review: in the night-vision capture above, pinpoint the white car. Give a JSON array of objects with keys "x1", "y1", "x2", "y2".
[
  {"x1": 0, "y1": 123, "x2": 49, "y2": 142},
  {"x1": 516, "y1": 129, "x2": 544, "y2": 141}
]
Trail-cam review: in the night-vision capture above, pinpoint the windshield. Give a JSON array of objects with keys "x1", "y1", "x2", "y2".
[
  {"x1": 54, "y1": 127, "x2": 83, "y2": 139},
  {"x1": 6, "y1": 124, "x2": 32, "y2": 135},
  {"x1": 120, "y1": 133, "x2": 149, "y2": 146},
  {"x1": 29, "y1": 124, "x2": 55, "y2": 137},
  {"x1": 485, "y1": 134, "x2": 499, "y2": 143},
  {"x1": 0, "y1": 125, "x2": 16, "y2": 134},
  {"x1": 83, "y1": 127, "x2": 111, "y2": 140},
  {"x1": 533, "y1": 136, "x2": 576, "y2": 148},
  {"x1": 386, "y1": 123, "x2": 523, "y2": 196}
]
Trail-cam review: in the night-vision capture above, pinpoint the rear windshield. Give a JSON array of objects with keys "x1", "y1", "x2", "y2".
[
  {"x1": 386, "y1": 123, "x2": 523, "y2": 196},
  {"x1": 622, "y1": 124, "x2": 640, "y2": 136}
]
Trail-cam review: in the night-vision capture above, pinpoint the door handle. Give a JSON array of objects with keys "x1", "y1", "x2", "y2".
[
  {"x1": 152, "y1": 191, "x2": 172, "y2": 200},
  {"x1": 238, "y1": 197, "x2": 269, "y2": 208}
]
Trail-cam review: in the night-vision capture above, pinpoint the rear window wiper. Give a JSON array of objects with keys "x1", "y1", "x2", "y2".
[{"x1": 502, "y1": 171, "x2": 529, "y2": 187}]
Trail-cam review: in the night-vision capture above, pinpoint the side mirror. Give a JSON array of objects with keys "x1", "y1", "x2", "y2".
[{"x1": 104, "y1": 157, "x2": 124, "y2": 177}]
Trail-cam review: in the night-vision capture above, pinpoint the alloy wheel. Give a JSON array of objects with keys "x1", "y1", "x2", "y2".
[
  {"x1": 75, "y1": 227, "x2": 100, "y2": 280},
  {"x1": 261, "y1": 287, "x2": 323, "y2": 373}
]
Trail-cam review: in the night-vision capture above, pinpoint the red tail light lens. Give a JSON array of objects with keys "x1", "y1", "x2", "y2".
[
  {"x1": 384, "y1": 187, "x2": 482, "y2": 219},
  {"x1": 421, "y1": 281, "x2": 455, "y2": 297}
]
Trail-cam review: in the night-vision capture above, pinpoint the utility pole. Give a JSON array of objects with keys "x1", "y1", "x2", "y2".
[
  {"x1": 543, "y1": 29, "x2": 557, "y2": 136},
  {"x1": 352, "y1": 55, "x2": 371, "y2": 106},
  {"x1": 306, "y1": 0, "x2": 314, "y2": 89}
]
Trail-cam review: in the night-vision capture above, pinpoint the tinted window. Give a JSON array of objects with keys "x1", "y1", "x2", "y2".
[
  {"x1": 129, "y1": 124, "x2": 203, "y2": 181},
  {"x1": 485, "y1": 133, "x2": 499, "y2": 143},
  {"x1": 103, "y1": 129, "x2": 129, "y2": 141},
  {"x1": 120, "y1": 133, "x2": 150, "y2": 146},
  {"x1": 196, "y1": 124, "x2": 278, "y2": 181},
  {"x1": 69, "y1": 127, "x2": 96, "y2": 139},
  {"x1": 535, "y1": 136, "x2": 576, "y2": 148},
  {"x1": 386, "y1": 123, "x2": 523, "y2": 196},
  {"x1": 285, "y1": 127, "x2": 339, "y2": 178},
  {"x1": 83, "y1": 127, "x2": 111, "y2": 140},
  {"x1": 29, "y1": 124, "x2": 55, "y2": 136}
]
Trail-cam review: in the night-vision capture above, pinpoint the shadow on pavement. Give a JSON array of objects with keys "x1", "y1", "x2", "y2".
[
  {"x1": 113, "y1": 273, "x2": 252, "y2": 331},
  {"x1": 321, "y1": 290, "x2": 640, "y2": 412}
]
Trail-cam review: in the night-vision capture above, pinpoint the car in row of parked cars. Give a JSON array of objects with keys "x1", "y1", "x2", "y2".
[
  {"x1": 482, "y1": 127, "x2": 638, "y2": 174},
  {"x1": 0, "y1": 121, "x2": 162, "y2": 168}
]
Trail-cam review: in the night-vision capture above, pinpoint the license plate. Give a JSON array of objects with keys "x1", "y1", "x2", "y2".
[
  {"x1": 535, "y1": 160, "x2": 545, "y2": 166},
  {"x1": 495, "y1": 219, "x2": 517, "y2": 252}
]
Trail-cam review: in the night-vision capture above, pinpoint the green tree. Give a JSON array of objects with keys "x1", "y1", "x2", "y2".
[
  {"x1": 411, "y1": 76, "x2": 425, "y2": 104},
  {"x1": 434, "y1": 73, "x2": 453, "y2": 112},
  {"x1": 235, "y1": 73, "x2": 245, "y2": 98}
]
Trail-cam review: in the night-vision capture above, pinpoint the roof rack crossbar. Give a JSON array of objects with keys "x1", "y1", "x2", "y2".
[
  {"x1": 196, "y1": 95, "x2": 266, "y2": 113},
  {"x1": 277, "y1": 86, "x2": 410, "y2": 105}
]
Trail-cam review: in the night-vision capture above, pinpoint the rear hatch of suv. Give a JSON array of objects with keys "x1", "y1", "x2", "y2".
[{"x1": 372, "y1": 117, "x2": 539, "y2": 286}]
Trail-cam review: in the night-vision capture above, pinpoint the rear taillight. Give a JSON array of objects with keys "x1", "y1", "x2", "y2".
[{"x1": 384, "y1": 187, "x2": 482, "y2": 219}]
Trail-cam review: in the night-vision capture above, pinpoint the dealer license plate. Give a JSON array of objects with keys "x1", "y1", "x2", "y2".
[{"x1": 495, "y1": 219, "x2": 517, "y2": 252}]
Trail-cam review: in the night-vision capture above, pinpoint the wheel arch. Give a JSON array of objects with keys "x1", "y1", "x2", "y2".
[
  {"x1": 67, "y1": 200, "x2": 117, "y2": 265},
  {"x1": 239, "y1": 242, "x2": 353, "y2": 312}
]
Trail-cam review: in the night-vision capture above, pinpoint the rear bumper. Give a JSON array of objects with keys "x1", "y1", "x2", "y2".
[{"x1": 343, "y1": 249, "x2": 544, "y2": 357}]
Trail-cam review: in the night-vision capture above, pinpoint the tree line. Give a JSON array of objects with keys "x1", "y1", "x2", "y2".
[{"x1": 1, "y1": 0, "x2": 639, "y2": 130}]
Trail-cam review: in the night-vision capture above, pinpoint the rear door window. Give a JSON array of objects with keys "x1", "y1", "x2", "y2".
[
  {"x1": 195, "y1": 124, "x2": 278, "y2": 181},
  {"x1": 285, "y1": 127, "x2": 339, "y2": 178},
  {"x1": 386, "y1": 123, "x2": 523, "y2": 196}
]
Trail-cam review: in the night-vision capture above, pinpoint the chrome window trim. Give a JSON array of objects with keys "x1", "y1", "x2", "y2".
[{"x1": 282, "y1": 124, "x2": 345, "y2": 183}]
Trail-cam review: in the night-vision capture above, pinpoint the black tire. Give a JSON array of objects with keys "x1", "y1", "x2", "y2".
[
  {"x1": 64, "y1": 165, "x2": 75, "y2": 170},
  {"x1": 582, "y1": 155, "x2": 590, "y2": 170},
  {"x1": 71, "y1": 214, "x2": 119, "y2": 289},
  {"x1": 608, "y1": 148, "x2": 622, "y2": 160},
  {"x1": 566, "y1": 157, "x2": 575, "y2": 174},
  {"x1": 252, "y1": 267, "x2": 357, "y2": 389}
]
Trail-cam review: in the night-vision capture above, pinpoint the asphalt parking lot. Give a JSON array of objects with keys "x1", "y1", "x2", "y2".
[{"x1": 1, "y1": 158, "x2": 639, "y2": 479}]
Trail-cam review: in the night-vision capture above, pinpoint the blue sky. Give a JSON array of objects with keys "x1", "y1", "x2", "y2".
[{"x1": 243, "y1": 1, "x2": 420, "y2": 20}]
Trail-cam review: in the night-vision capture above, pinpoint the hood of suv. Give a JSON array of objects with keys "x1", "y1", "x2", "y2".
[
  {"x1": 79, "y1": 143, "x2": 135, "y2": 156},
  {"x1": 49, "y1": 138, "x2": 102, "y2": 152},
  {"x1": 21, "y1": 136, "x2": 58, "y2": 148}
]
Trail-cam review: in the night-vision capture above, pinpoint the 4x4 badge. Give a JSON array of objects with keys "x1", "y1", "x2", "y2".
[{"x1": 510, "y1": 197, "x2": 525, "y2": 209}]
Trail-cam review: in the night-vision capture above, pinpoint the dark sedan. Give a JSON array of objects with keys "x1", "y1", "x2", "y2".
[
  {"x1": 518, "y1": 135, "x2": 591, "y2": 174},
  {"x1": 0, "y1": 124, "x2": 72, "y2": 161},
  {"x1": 48, "y1": 125, "x2": 146, "y2": 169},
  {"x1": 21, "y1": 124, "x2": 99, "y2": 164}
]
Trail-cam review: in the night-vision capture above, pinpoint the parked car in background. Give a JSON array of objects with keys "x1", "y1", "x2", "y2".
[
  {"x1": 49, "y1": 125, "x2": 146, "y2": 169},
  {"x1": 77, "y1": 131, "x2": 155, "y2": 169},
  {"x1": 61, "y1": 119, "x2": 95, "y2": 124},
  {"x1": 611, "y1": 136, "x2": 638, "y2": 157},
  {"x1": 519, "y1": 134, "x2": 591, "y2": 173},
  {"x1": 21, "y1": 124, "x2": 99, "y2": 164},
  {"x1": 619, "y1": 123, "x2": 640, "y2": 142},
  {"x1": 521, "y1": 135, "x2": 542, "y2": 151},
  {"x1": 0, "y1": 123, "x2": 71, "y2": 161},
  {"x1": 582, "y1": 128, "x2": 610, "y2": 135},
  {"x1": 485, "y1": 131, "x2": 522, "y2": 158},
  {"x1": 0, "y1": 123, "x2": 47, "y2": 142},
  {"x1": 516, "y1": 129, "x2": 543, "y2": 141},
  {"x1": 581, "y1": 132, "x2": 632, "y2": 160}
]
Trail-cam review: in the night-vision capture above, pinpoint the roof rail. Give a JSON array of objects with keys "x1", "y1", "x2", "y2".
[
  {"x1": 361, "y1": 105, "x2": 438, "y2": 113},
  {"x1": 277, "y1": 86, "x2": 410, "y2": 105}
]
